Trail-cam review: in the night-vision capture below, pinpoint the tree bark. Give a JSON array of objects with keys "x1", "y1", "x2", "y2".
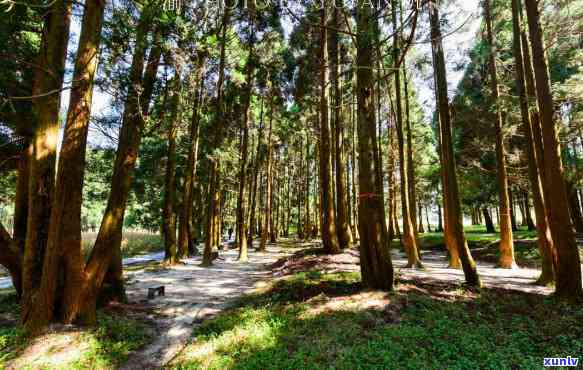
[
  {"x1": 483, "y1": 208, "x2": 496, "y2": 233},
  {"x1": 356, "y1": 1, "x2": 394, "y2": 290},
  {"x1": 393, "y1": 0, "x2": 421, "y2": 268},
  {"x1": 178, "y1": 53, "x2": 205, "y2": 258},
  {"x1": 429, "y1": 0, "x2": 480, "y2": 286},
  {"x1": 329, "y1": 6, "x2": 352, "y2": 249},
  {"x1": 21, "y1": 0, "x2": 73, "y2": 330},
  {"x1": 236, "y1": 42, "x2": 255, "y2": 261},
  {"x1": 483, "y1": 0, "x2": 516, "y2": 268},
  {"x1": 318, "y1": 6, "x2": 341, "y2": 254},
  {"x1": 259, "y1": 91, "x2": 275, "y2": 251},
  {"x1": 79, "y1": 4, "x2": 160, "y2": 323},
  {"x1": 524, "y1": 0, "x2": 582, "y2": 297},
  {"x1": 163, "y1": 64, "x2": 182, "y2": 264}
]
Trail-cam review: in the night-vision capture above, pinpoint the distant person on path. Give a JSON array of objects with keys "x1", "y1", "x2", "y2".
[{"x1": 228, "y1": 227, "x2": 234, "y2": 241}]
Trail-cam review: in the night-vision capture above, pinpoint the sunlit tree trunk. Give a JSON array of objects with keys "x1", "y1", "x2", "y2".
[
  {"x1": 483, "y1": 0, "x2": 516, "y2": 268},
  {"x1": 510, "y1": 0, "x2": 554, "y2": 285},
  {"x1": 236, "y1": 38, "x2": 255, "y2": 261},
  {"x1": 392, "y1": 0, "x2": 421, "y2": 268},
  {"x1": 524, "y1": 0, "x2": 581, "y2": 297},
  {"x1": 330, "y1": 6, "x2": 352, "y2": 248},
  {"x1": 429, "y1": 0, "x2": 480, "y2": 286},
  {"x1": 318, "y1": 6, "x2": 341, "y2": 254},
  {"x1": 356, "y1": 1, "x2": 393, "y2": 290},
  {"x1": 21, "y1": 0, "x2": 73, "y2": 330},
  {"x1": 79, "y1": 4, "x2": 160, "y2": 322}
]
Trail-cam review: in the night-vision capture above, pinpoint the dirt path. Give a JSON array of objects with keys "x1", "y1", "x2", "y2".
[
  {"x1": 121, "y1": 240, "x2": 310, "y2": 369},
  {"x1": 392, "y1": 250, "x2": 557, "y2": 295},
  {"x1": 272, "y1": 244, "x2": 577, "y2": 296}
]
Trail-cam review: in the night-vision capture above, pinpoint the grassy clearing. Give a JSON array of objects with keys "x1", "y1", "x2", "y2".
[
  {"x1": 172, "y1": 270, "x2": 583, "y2": 370},
  {"x1": 416, "y1": 225, "x2": 543, "y2": 267},
  {"x1": 82, "y1": 231, "x2": 163, "y2": 259},
  {"x1": 0, "y1": 292, "x2": 153, "y2": 369}
]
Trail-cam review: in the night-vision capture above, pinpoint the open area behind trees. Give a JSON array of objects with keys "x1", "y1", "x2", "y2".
[{"x1": 0, "y1": 0, "x2": 582, "y2": 368}]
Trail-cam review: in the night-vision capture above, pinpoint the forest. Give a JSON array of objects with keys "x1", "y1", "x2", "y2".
[{"x1": 0, "y1": 0, "x2": 582, "y2": 368}]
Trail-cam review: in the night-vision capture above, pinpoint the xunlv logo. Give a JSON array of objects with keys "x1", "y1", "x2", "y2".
[{"x1": 543, "y1": 356, "x2": 579, "y2": 367}]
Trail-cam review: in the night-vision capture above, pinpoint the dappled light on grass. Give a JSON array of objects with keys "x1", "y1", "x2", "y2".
[{"x1": 172, "y1": 271, "x2": 583, "y2": 369}]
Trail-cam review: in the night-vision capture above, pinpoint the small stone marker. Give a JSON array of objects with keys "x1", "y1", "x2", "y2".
[{"x1": 148, "y1": 285, "x2": 165, "y2": 299}]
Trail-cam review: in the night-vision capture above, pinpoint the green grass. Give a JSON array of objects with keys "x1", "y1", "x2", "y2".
[
  {"x1": 0, "y1": 291, "x2": 152, "y2": 369},
  {"x1": 415, "y1": 225, "x2": 542, "y2": 267},
  {"x1": 82, "y1": 231, "x2": 163, "y2": 258},
  {"x1": 172, "y1": 271, "x2": 583, "y2": 369}
]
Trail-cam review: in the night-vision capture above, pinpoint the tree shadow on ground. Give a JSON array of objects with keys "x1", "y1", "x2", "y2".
[{"x1": 175, "y1": 272, "x2": 583, "y2": 370}]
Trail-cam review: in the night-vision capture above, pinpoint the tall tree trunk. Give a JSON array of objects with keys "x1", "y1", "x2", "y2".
[
  {"x1": 483, "y1": 208, "x2": 496, "y2": 233},
  {"x1": 79, "y1": 4, "x2": 160, "y2": 322},
  {"x1": 524, "y1": 0, "x2": 582, "y2": 297},
  {"x1": 178, "y1": 53, "x2": 205, "y2": 258},
  {"x1": 510, "y1": 0, "x2": 554, "y2": 283},
  {"x1": 248, "y1": 99, "x2": 264, "y2": 246},
  {"x1": 330, "y1": 6, "x2": 352, "y2": 249},
  {"x1": 21, "y1": 0, "x2": 73, "y2": 329},
  {"x1": 163, "y1": 65, "x2": 182, "y2": 264},
  {"x1": 402, "y1": 7, "x2": 418, "y2": 242},
  {"x1": 517, "y1": 1, "x2": 554, "y2": 284},
  {"x1": 356, "y1": 1, "x2": 394, "y2": 290},
  {"x1": 523, "y1": 193, "x2": 536, "y2": 231},
  {"x1": 484, "y1": 0, "x2": 516, "y2": 268},
  {"x1": 236, "y1": 40, "x2": 255, "y2": 261},
  {"x1": 429, "y1": 0, "x2": 480, "y2": 286},
  {"x1": 318, "y1": 6, "x2": 341, "y2": 254},
  {"x1": 418, "y1": 202, "x2": 425, "y2": 233},
  {"x1": 259, "y1": 92, "x2": 275, "y2": 251},
  {"x1": 203, "y1": 6, "x2": 230, "y2": 266},
  {"x1": 393, "y1": 0, "x2": 421, "y2": 268}
]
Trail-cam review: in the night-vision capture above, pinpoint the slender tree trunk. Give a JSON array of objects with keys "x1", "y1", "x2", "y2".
[
  {"x1": 484, "y1": 0, "x2": 516, "y2": 268},
  {"x1": 356, "y1": 1, "x2": 394, "y2": 290},
  {"x1": 330, "y1": 7, "x2": 352, "y2": 249},
  {"x1": 203, "y1": 6, "x2": 230, "y2": 266},
  {"x1": 514, "y1": 22, "x2": 555, "y2": 277},
  {"x1": 425, "y1": 204, "x2": 432, "y2": 232},
  {"x1": 483, "y1": 208, "x2": 496, "y2": 233},
  {"x1": 248, "y1": 98, "x2": 264, "y2": 246},
  {"x1": 317, "y1": 6, "x2": 341, "y2": 254},
  {"x1": 418, "y1": 202, "x2": 425, "y2": 233},
  {"x1": 516, "y1": 1, "x2": 554, "y2": 284},
  {"x1": 429, "y1": 0, "x2": 480, "y2": 286},
  {"x1": 259, "y1": 93, "x2": 275, "y2": 251},
  {"x1": 163, "y1": 66, "x2": 182, "y2": 264},
  {"x1": 524, "y1": 0, "x2": 582, "y2": 297},
  {"x1": 523, "y1": 193, "x2": 536, "y2": 231},
  {"x1": 393, "y1": 0, "x2": 421, "y2": 268},
  {"x1": 178, "y1": 53, "x2": 205, "y2": 258},
  {"x1": 79, "y1": 4, "x2": 160, "y2": 322},
  {"x1": 236, "y1": 40, "x2": 255, "y2": 261},
  {"x1": 21, "y1": 0, "x2": 73, "y2": 330}
]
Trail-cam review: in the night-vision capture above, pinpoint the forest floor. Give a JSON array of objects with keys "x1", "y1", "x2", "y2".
[
  {"x1": 1, "y1": 233, "x2": 582, "y2": 369},
  {"x1": 170, "y1": 239, "x2": 583, "y2": 369}
]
